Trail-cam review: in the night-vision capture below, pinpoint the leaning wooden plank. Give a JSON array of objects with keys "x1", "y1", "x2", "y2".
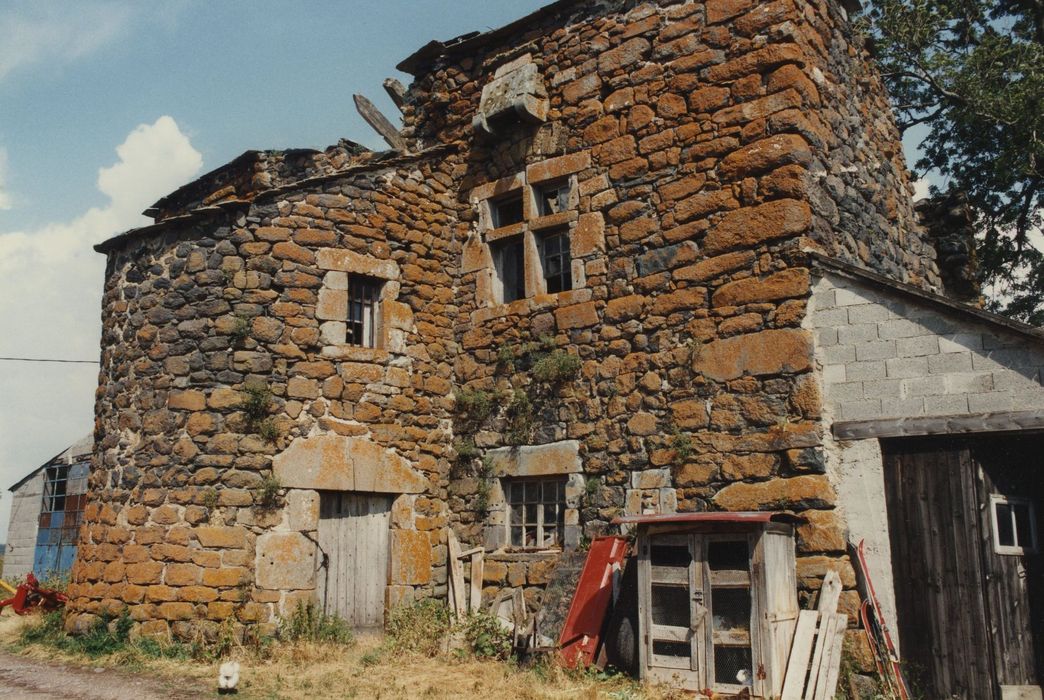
[
  {"x1": 447, "y1": 530, "x2": 466, "y2": 619},
  {"x1": 814, "y1": 614, "x2": 848, "y2": 700},
  {"x1": 353, "y1": 94, "x2": 407, "y2": 151},
  {"x1": 458, "y1": 546, "x2": 484, "y2": 559},
  {"x1": 383, "y1": 77, "x2": 407, "y2": 110},
  {"x1": 817, "y1": 570, "x2": 842, "y2": 614},
  {"x1": 470, "y1": 552, "x2": 484, "y2": 613},
  {"x1": 781, "y1": 610, "x2": 820, "y2": 700},
  {"x1": 803, "y1": 617, "x2": 830, "y2": 700}
]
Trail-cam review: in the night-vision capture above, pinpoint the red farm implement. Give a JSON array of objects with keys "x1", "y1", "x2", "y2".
[{"x1": 0, "y1": 573, "x2": 69, "y2": 615}]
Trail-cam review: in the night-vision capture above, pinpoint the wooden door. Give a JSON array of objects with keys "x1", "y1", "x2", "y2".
[
  {"x1": 639, "y1": 533, "x2": 705, "y2": 688},
  {"x1": 883, "y1": 438, "x2": 1044, "y2": 698},
  {"x1": 971, "y1": 440, "x2": 1044, "y2": 693},
  {"x1": 316, "y1": 492, "x2": 391, "y2": 628}
]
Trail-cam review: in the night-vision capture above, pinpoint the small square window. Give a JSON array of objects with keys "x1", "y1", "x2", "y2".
[
  {"x1": 539, "y1": 229, "x2": 572, "y2": 294},
  {"x1": 491, "y1": 194, "x2": 524, "y2": 228},
  {"x1": 492, "y1": 236, "x2": 526, "y2": 303},
  {"x1": 507, "y1": 477, "x2": 566, "y2": 548},
  {"x1": 347, "y1": 275, "x2": 383, "y2": 347},
  {"x1": 991, "y1": 494, "x2": 1037, "y2": 555},
  {"x1": 535, "y1": 181, "x2": 571, "y2": 216}
]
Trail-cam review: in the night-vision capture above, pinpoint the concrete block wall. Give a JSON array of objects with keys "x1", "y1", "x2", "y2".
[
  {"x1": 810, "y1": 273, "x2": 1044, "y2": 422},
  {"x1": 4, "y1": 470, "x2": 43, "y2": 580}
]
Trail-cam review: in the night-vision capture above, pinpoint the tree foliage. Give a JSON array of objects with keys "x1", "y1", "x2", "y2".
[{"x1": 862, "y1": 0, "x2": 1044, "y2": 322}]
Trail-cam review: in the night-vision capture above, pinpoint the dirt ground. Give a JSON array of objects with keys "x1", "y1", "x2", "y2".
[{"x1": 0, "y1": 614, "x2": 679, "y2": 700}]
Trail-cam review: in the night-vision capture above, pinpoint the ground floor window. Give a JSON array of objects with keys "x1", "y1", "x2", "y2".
[{"x1": 506, "y1": 478, "x2": 565, "y2": 548}]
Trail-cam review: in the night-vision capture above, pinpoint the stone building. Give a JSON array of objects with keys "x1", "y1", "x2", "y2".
[
  {"x1": 67, "y1": 0, "x2": 1044, "y2": 696},
  {"x1": 5, "y1": 434, "x2": 92, "y2": 580}
]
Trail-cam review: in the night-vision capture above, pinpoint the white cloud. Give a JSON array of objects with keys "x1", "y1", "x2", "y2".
[
  {"x1": 0, "y1": 148, "x2": 10, "y2": 210},
  {"x1": 0, "y1": 1, "x2": 134, "y2": 82},
  {"x1": 0, "y1": 117, "x2": 202, "y2": 540}
]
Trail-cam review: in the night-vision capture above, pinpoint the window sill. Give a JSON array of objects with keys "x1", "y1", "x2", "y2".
[
  {"x1": 319, "y1": 345, "x2": 391, "y2": 363},
  {"x1": 529, "y1": 210, "x2": 576, "y2": 232},
  {"x1": 472, "y1": 287, "x2": 591, "y2": 324},
  {"x1": 485, "y1": 222, "x2": 525, "y2": 242}
]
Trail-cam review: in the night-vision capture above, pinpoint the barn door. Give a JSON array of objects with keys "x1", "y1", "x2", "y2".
[
  {"x1": 883, "y1": 438, "x2": 1044, "y2": 699},
  {"x1": 883, "y1": 442, "x2": 996, "y2": 697},
  {"x1": 316, "y1": 492, "x2": 391, "y2": 628}
]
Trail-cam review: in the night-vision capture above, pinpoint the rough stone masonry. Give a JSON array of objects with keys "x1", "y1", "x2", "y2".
[{"x1": 67, "y1": 0, "x2": 942, "y2": 664}]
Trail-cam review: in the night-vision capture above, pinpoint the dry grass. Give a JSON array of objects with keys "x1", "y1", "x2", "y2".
[{"x1": 0, "y1": 613, "x2": 686, "y2": 700}]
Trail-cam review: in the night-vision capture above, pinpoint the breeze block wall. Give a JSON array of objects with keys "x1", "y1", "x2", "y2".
[{"x1": 70, "y1": 0, "x2": 941, "y2": 644}]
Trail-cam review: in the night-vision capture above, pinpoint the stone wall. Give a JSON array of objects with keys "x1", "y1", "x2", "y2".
[
  {"x1": 68, "y1": 158, "x2": 465, "y2": 637},
  {"x1": 72, "y1": 0, "x2": 942, "y2": 640}
]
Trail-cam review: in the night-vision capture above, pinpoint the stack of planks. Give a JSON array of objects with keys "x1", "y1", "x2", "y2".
[
  {"x1": 780, "y1": 571, "x2": 847, "y2": 700},
  {"x1": 447, "y1": 529, "x2": 484, "y2": 619}
]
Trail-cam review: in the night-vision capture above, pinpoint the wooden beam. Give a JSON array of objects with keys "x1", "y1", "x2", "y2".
[
  {"x1": 832, "y1": 409, "x2": 1044, "y2": 440},
  {"x1": 469, "y1": 552, "x2": 484, "y2": 613},
  {"x1": 447, "y1": 530, "x2": 466, "y2": 619},
  {"x1": 353, "y1": 94, "x2": 406, "y2": 151},
  {"x1": 383, "y1": 78, "x2": 407, "y2": 110}
]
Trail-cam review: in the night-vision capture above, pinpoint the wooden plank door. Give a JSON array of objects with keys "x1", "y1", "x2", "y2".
[
  {"x1": 316, "y1": 492, "x2": 391, "y2": 628},
  {"x1": 971, "y1": 439, "x2": 1044, "y2": 692},
  {"x1": 882, "y1": 440, "x2": 997, "y2": 698}
]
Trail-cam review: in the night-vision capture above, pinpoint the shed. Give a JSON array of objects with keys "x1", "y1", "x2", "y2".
[
  {"x1": 613, "y1": 512, "x2": 802, "y2": 697},
  {"x1": 4, "y1": 434, "x2": 92, "y2": 581}
]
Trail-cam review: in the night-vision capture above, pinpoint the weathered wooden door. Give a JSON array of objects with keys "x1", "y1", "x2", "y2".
[
  {"x1": 639, "y1": 533, "x2": 705, "y2": 688},
  {"x1": 316, "y1": 492, "x2": 391, "y2": 628},
  {"x1": 882, "y1": 437, "x2": 1044, "y2": 699}
]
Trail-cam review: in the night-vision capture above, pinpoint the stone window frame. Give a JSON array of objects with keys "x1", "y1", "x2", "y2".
[
  {"x1": 314, "y1": 248, "x2": 406, "y2": 358},
  {"x1": 504, "y1": 476, "x2": 567, "y2": 548},
  {"x1": 480, "y1": 440, "x2": 584, "y2": 552},
  {"x1": 470, "y1": 154, "x2": 590, "y2": 309}
]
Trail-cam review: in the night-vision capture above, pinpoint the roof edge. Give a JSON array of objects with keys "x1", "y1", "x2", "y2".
[
  {"x1": 95, "y1": 144, "x2": 457, "y2": 255},
  {"x1": 806, "y1": 251, "x2": 1044, "y2": 344},
  {"x1": 397, "y1": 0, "x2": 582, "y2": 75}
]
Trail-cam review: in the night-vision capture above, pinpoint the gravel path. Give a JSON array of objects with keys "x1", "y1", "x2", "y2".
[{"x1": 0, "y1": 650, "x2": 212, "y2": 699}]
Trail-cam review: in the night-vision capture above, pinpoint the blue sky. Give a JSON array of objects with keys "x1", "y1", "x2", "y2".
[
  {"x1": 0, "y1": 0, "x2": 551, "y2": 543},
  {"x1": 0, "y1": 1, "x2": 939, "y2": 546}
]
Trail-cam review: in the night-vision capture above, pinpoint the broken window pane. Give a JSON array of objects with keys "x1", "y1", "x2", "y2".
[{"x1": 536, "y1": 181, "x2": 570, "y2": 216}]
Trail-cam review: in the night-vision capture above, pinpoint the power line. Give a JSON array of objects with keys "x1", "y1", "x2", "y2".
[{"x1": 0, "y1": 356, "x2": 98, "y2": 365}]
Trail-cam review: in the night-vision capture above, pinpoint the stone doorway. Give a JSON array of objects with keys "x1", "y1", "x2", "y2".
[{"x1": 316, "y1": 492, "x2": 392, "y2": 628}]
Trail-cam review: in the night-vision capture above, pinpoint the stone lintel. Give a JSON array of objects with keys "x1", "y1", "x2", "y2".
[
  {"x1": 486, "y1": 440, "x2": 582, "y2": 478},
  {"x1": 273, "y1": 434, "x2": 427, "y2": 494},
  {"x1": 316, "y1": 248, "x2": 399, "y2": 280}
]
